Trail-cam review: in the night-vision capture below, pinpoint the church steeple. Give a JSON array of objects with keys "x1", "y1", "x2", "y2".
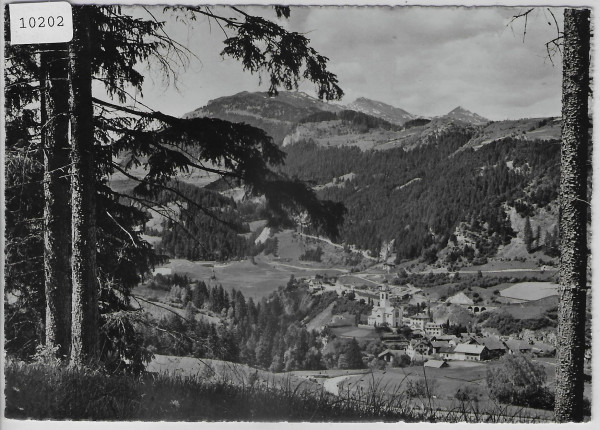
[{"x1": 379, "y1": 285, "x2": 390, "y2": 307}]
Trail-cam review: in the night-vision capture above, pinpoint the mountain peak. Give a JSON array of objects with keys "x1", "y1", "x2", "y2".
[
  {"x1": 347, "y1": 97, "x2": 416, "y2": 126},
  {"x1": 444, "y1": 106, "x2": 489, "y2": 125}
]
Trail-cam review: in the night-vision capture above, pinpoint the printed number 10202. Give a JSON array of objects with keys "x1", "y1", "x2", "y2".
[{"x1": 19, "y1": 16, "x2": 64, "y2": 28}]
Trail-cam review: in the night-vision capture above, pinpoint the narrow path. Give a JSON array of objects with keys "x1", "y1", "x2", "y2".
[{"x1": 323, "y1": 374, "x2": 363, "y2": 396}]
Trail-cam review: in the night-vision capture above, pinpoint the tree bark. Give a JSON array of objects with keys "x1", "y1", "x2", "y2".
[
  {"x1": 554, "y1": 8, "x2": 590, "y2": 423},
  {"x1": 69, "y1": 6, "x2": 99, "y2": 365},
  {"x1": 40, "y1": 43, "x2": 72, "y2": 359}
]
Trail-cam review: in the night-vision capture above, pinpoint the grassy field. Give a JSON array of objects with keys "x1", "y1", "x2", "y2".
[
  {"x1": 330, "y1": 326, "x2": 380, "y2": 339},
  {"x1": 6, "y1": 359, "x2": 421, "y2": 421},
  {"x1": 159, "y1": 257, "x2": 341, "y2": 300},
  {"x1": 500, "y1": 282, "x2": 559, "y2": 301},
  {"x1": 502, "y1": 296, "x2": 559, "y2": 319}
]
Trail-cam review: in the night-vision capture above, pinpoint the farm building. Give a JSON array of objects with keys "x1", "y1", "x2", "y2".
[
  {"x1": 505, "y1": 339, "x2": 532, "y2": 355},
  {"x1": 451, "y1": 343, "x2": 489, "y2": 361},
  {"x1": 424, "y1": 359, "x2": 449, "y2": 369},
  {"x1": 437, "y1": 346, "x2": 455, "y2": 360},
  {"x1": 465, "y1": 336, "x2": 507, "y2": 359},
  {"x1": 367, "y1": 285, "x2": 402, "y2": 328},
  {"x1": 378, "y1": 349, "x2": 406, "y2": 363},
  {"x1": 431, "y1": 341, "x2": 451, "y2": 354}
]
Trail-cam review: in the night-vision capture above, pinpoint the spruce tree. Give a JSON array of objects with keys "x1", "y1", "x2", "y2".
[{"x1": 523, "y1": 216, "x2": 534, "y2": 253}]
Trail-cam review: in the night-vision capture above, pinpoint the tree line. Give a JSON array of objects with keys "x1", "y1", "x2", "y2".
[{"x1": 141, "y1": 275, "x2": 368, "y2": 372}]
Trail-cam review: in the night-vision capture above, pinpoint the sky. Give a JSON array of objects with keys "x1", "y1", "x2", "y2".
[{"x1": 128, "y1": 5, "x2": 566, "y2": 121}]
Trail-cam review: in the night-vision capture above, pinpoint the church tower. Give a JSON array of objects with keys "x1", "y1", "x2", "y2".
[{"x1": 379, "y1": 285, "x2": 390, "y2": 308}]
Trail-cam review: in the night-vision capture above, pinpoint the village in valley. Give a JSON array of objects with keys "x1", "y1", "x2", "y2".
[{"x1": 142, "y1": 223, "x2": 591, "y2": 415}]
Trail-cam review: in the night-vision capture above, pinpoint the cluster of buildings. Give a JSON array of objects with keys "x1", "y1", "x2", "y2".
[
  {"x1": 362, "y1": 286, "x2": 555, "y2": 367},
  {"x1": 377, "y1": 332, "x2": 556, "y2": 366}
]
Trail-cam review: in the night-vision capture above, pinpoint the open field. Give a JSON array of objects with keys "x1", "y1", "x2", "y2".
[
  {"x1": 158, "y1": 257, "x2": 345, "y2": 300},
  {"x1": 330, "y1": 326, "x2": 379, "y2": 339},
  {"x1": 500, "y1": 282, "x2": 559, "y2": 301},
  {"x1": 147, "y1": 354, "x2": 320, "y2": 390},
  {"x1": 502, "y1": 296, "x2": 558, "y2": 319}
]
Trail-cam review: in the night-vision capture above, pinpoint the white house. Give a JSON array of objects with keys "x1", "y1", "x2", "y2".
[
  {"x1": 424, "y1": 322, "x2": 443, "y2": 337},
  {"x1": 407, "y1": 314, "x2": 431, "y2": 330},
  {"x1": 367, "y1": 285, "x2": 402, "y2": 327}
]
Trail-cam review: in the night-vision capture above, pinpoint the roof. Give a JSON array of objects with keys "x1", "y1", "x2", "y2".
[
  {"x1": 480, "y1": 337, "x2": 507, "y2": 351},
  {"x1": 425, "y1": 322, "x2": 442, "y2": 328},
  {"x1": 446, "y1": 292, "x2": 474, "y2": 306},
  {"x1": 438, "y1": 346, "x2": 455, "y2": 354},
  {"x1": 410, "y1": 314, "x2": 431, "y2": 320},
  {"x1": 435, "y1": 335, "x2": 459, "y2": 342},
  {"x1": 453, "y1": 343, "x2": 486, "y2": 354},
  {"x1": 431, "y1": 341, "x2": 450, "y2": 348},
  {"x1": 505, "y1": 339, "x2": 532, "y2": 352},
  {"x1": 424, "y1": 360, "x2": 448, "y2": 368},
  {"x1": 378, "y1": 349, "x2": 405, "y2": 358},
  {"x1": 378, "y1": 349, "x2": 393, "y2": 357}
]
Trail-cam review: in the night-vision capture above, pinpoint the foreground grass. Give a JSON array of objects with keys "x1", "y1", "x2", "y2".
[
  {"x1": 5, "y1": 360, "x2": 561, "y2": 422},
  {"x1": 5, "y1": 360, "x2": 419, "y2": 421}
]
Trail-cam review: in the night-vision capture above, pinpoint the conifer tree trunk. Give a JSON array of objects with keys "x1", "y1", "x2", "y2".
[
  {"x1": 69, "y1": 6, "x2": 99, "y2": 365},
  {"x1": 40, "y1": 44, "x2": 72, "y2": 359},
  {"x1": 554, "y1": 7, "x2": 590, "y2": 423}
]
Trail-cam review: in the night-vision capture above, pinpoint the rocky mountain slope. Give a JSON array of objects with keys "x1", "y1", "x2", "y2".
[
  {"x1": 439, "y1": 106, "x2": 489, "y2": 125},
  {"x1": 346, "y1": 97, "x2": 417, "y2": 126}
]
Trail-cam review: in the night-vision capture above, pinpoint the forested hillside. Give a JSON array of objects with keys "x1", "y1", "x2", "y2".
[{"x1": 280, "y1": 133, "x2": 563, "y2": 262}]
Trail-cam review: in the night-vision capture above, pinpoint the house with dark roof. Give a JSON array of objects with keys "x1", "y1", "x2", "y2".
[
  {"x1": 431, "y1": 341, "x2": 451, "y2": 354},
  {"x1": 505, "y1": 339, "x2": 532, "y2": 355},
  {"x1": 438, "y1": 346, "x2": 455, "y2": 360},
  {"x1": 469, "y1": 337, "x2": 507, "y2": 359},
  {"x1": 407, "y1": 339, "x2": 433, "y2": 360},
  {"x1": 378, "y1": 349, "x2": 406, "y2": 363}
]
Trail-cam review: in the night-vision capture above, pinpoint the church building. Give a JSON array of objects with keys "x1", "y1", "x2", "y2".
[{"x1": 367, "y1": 285, "x2": 402, "y2": 327}]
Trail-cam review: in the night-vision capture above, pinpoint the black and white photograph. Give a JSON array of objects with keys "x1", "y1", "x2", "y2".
[{"x1": 1, "y1": 0, "x2": 596, "y2": 425}]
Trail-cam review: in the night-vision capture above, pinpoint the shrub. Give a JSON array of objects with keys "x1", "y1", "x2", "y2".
[
  {"x1": 486, "y1": 353, "x2": 553, "y2": 410},
  {"x1": 300, "y1": 247, "x2": 324, "y2": 262}
]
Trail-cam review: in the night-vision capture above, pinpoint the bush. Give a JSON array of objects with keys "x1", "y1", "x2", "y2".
[
  {"x1": 486, "y1": 353, "x2": 553, "y2": 410},
  {"x1": 300, "y1": 247, "x2": 324, "y2": 262}
]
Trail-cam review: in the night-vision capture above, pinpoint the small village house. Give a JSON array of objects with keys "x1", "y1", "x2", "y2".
[{"x1": 378, "y1": 349, "x2": 406, "y2": 363}]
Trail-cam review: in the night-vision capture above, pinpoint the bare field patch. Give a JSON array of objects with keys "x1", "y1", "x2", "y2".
[{"x1": 500, "y1": 282, "x2": 558, "y2": 301}]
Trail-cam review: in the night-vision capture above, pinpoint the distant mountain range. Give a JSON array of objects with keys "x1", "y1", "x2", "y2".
[{"x1": 183, "y1": 91, "x2": 559, "y2": 151}]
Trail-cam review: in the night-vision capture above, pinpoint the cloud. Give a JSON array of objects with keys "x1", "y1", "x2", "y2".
[{"x1": 137, "y1": 6, "x2": 565, "y2": 120}]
